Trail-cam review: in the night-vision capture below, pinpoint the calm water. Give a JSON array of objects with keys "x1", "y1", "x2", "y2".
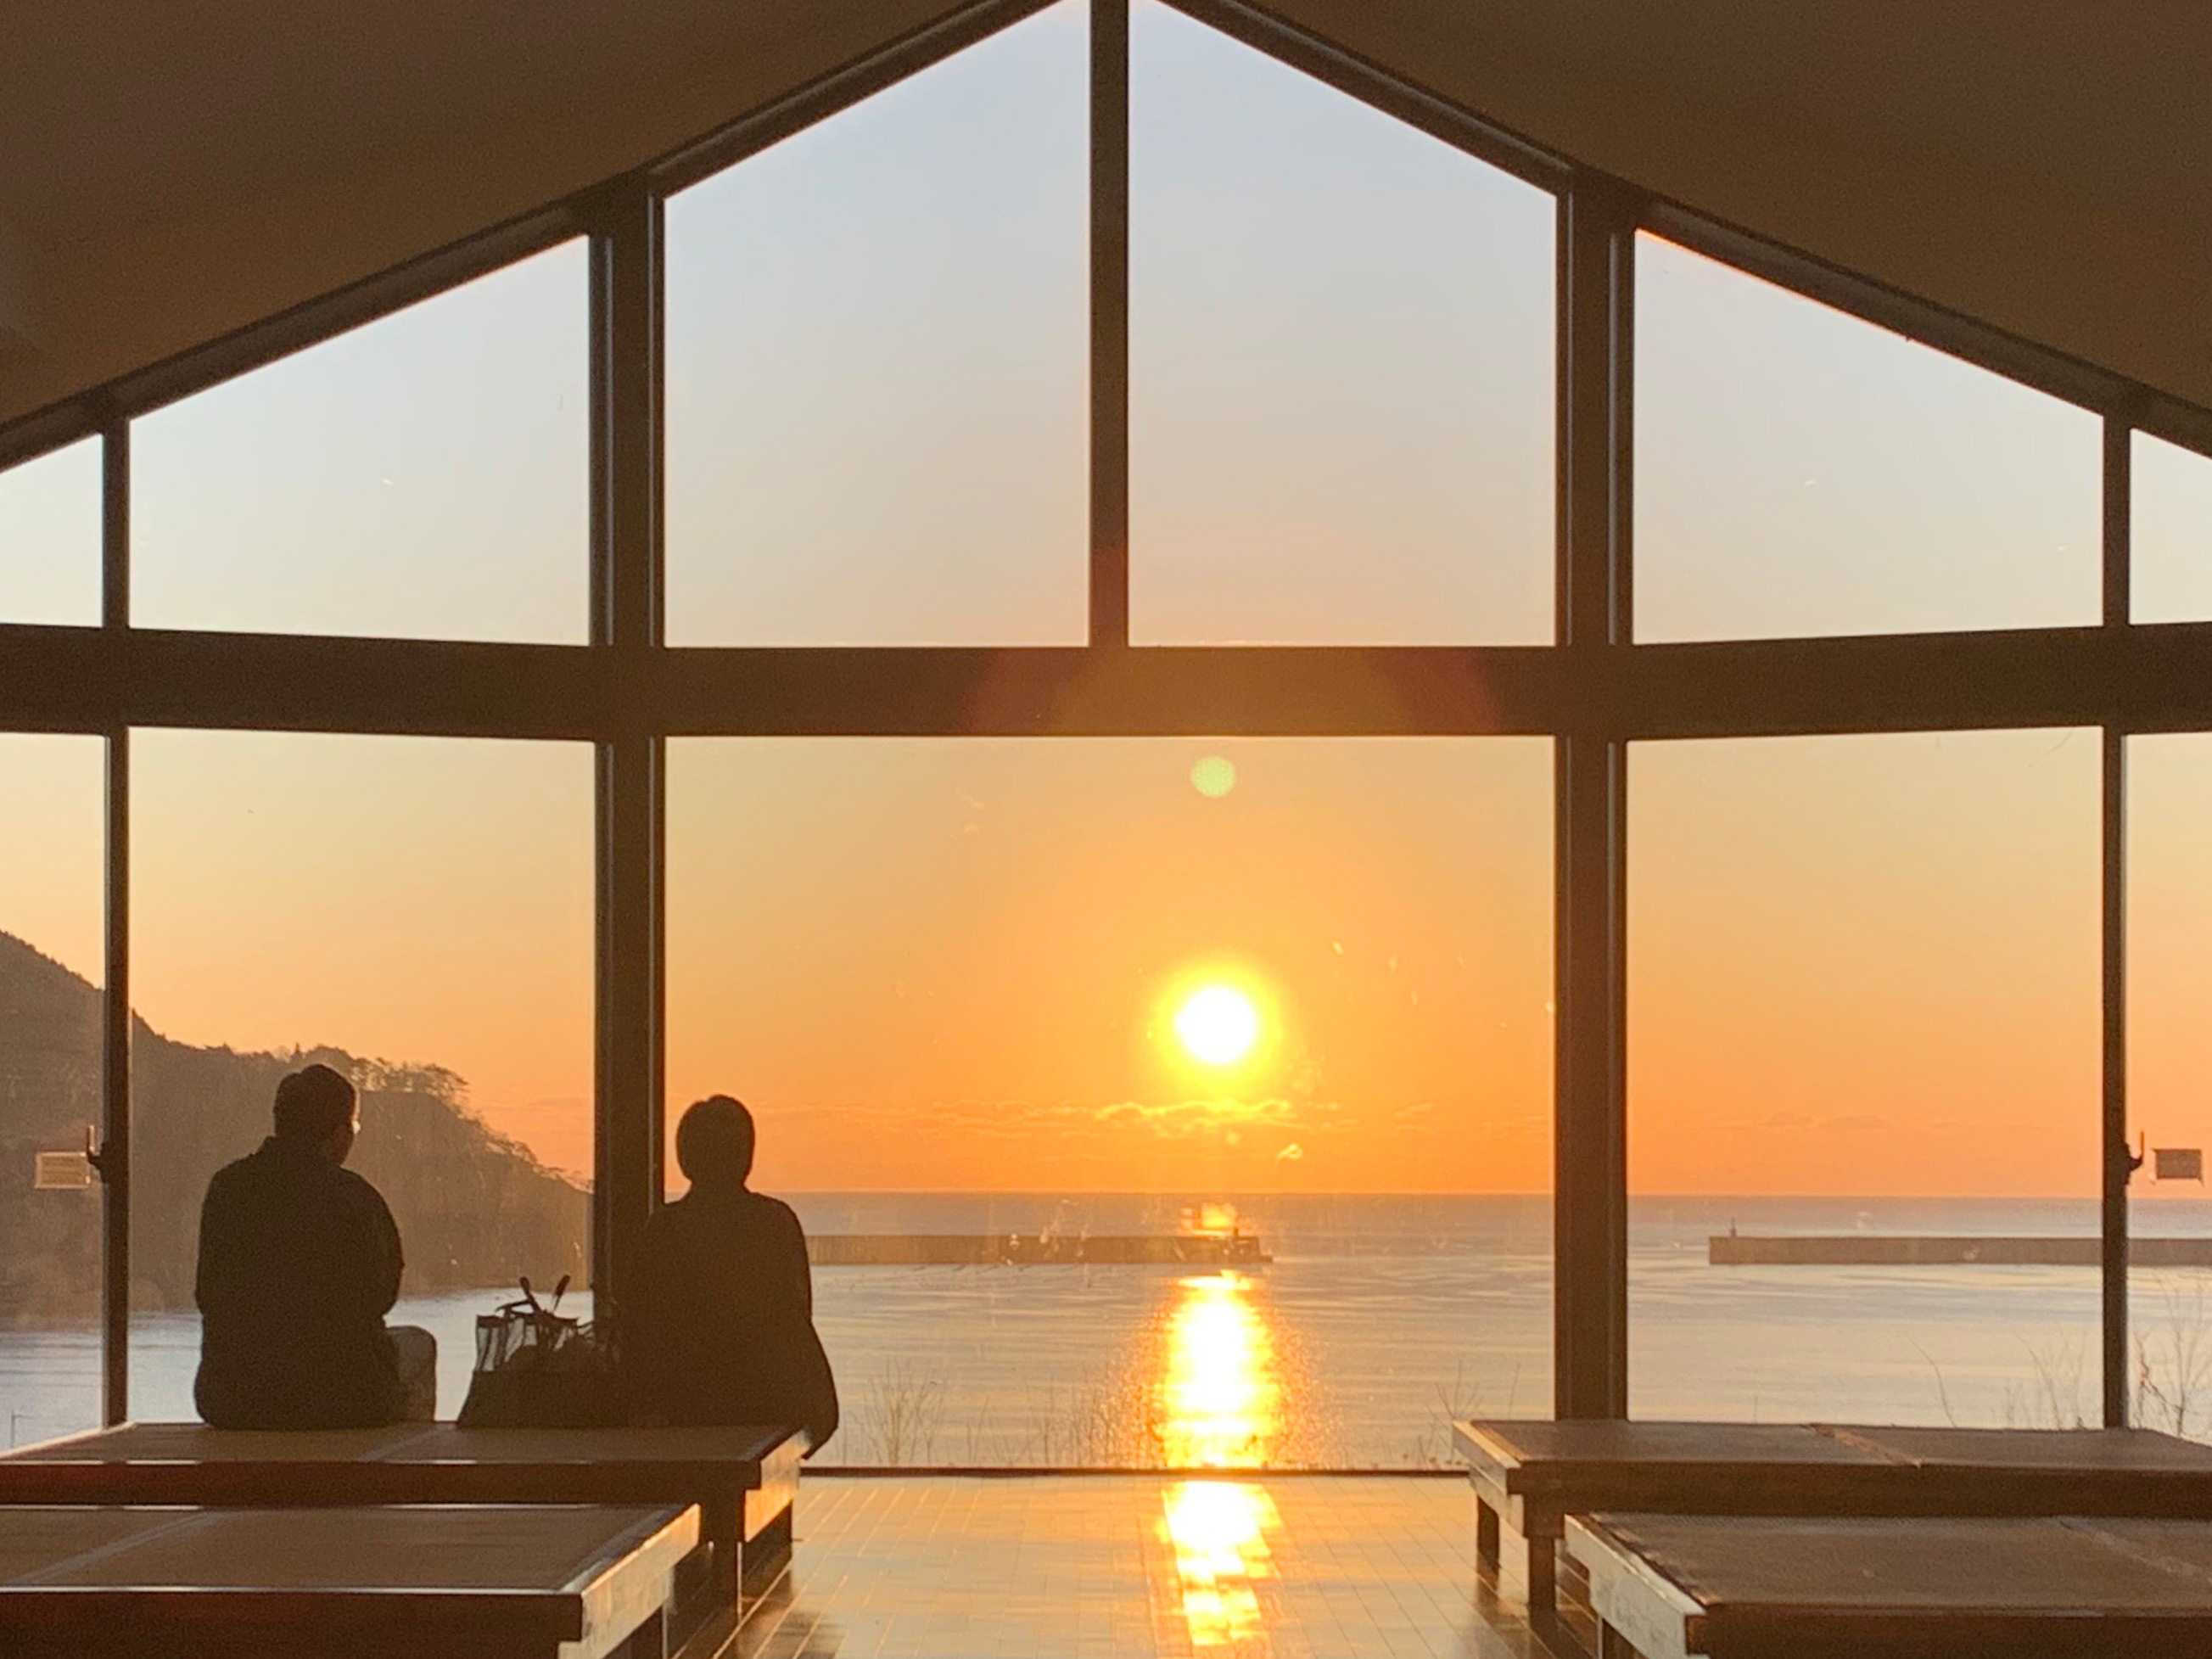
[{"x1": 9, "y1": 1193, "x2": 2212, "y2": 1461}]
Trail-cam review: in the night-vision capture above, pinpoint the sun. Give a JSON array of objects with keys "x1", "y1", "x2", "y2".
[{"x1": 1174, "y1": 984, "x2": 1262, "y2": 1068}]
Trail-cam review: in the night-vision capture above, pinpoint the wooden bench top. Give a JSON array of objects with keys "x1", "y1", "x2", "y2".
[
  {"x1": 3, "y1": 1421, "x2": 796, "y2": 1470},
  {"x1": 1454, "y1": 1420, "x2": 2212, "y2": 1535},
  {"x1": 1568, "y1": 1512, "x2": 2212, "y2": 1658},
  {"x1": 0, "y1": 1503, "x2": 695, "y2": 1659},
  {"x1": 0, "y1": 1421, "x2": 807, "y2": 1616},
  {"x1": 0, "y1": 1421, "x2": 800, "y2": 1504},
  {"x1": 1457, "y1": 1421, "x2": 1896, "y2": 1484},
  {"x1": 1834, "y1": 1424, "x2": 2212, "y2": 1472}
]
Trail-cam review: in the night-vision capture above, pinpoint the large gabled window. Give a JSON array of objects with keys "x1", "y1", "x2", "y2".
[{"x1": 0, "y1": 0, "x2": 2209, "y2": 1455}]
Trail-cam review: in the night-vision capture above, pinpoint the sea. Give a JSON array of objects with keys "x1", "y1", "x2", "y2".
[{"x1": 8, "y1": 1193, "x2": 2212, "y2": 1462}]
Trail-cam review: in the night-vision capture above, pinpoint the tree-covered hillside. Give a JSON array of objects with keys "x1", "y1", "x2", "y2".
[{"x1": 0, "y1": 930, "x2": 587, "y2": 1326}]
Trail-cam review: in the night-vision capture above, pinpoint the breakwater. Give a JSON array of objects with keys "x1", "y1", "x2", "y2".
[
  {"x1": 1710, "y1": 1235, "x2": 2212, "y2": 1266},
  {"x1": 807, "y1": 1233, "x2": 1271, "y2": 1267}
]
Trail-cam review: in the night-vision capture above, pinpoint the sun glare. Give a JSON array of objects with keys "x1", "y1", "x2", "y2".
[{"x1": 1174, "y1": 984, "x2": 1260, "y2": 1067}]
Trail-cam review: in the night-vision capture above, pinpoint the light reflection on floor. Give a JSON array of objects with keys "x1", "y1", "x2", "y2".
[
  {"x1": 1157, "y1": 1272, "x2": 1284, "y2": 1651},
  {"x1": 739, "y1": 1476, "x2": 1547, "y2": 1659},
  {"x1": 1162, "y1": 1479, "x2": 1280, "y2": 1651}
]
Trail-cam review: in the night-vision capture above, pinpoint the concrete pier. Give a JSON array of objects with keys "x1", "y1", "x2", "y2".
[
  {"x1": 1708, "y1": 1235, "x2": 2212, "y2": 1266},
  {"x1": 807, "y1": 1232, "x2": 1273, "y2": 1267}
]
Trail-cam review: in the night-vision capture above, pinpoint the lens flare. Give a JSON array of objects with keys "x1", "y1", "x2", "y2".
[
  {"x1": 1190, "y1": 755, "x2": 1237, "y2": 798},
  {"x1": 1174, "y1": 984, "x2": 1260, "y2": 1067}
]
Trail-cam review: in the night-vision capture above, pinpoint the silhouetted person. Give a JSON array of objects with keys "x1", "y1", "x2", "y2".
[
  {"x1": 628, "y1": 1096, "x2": 838, "y2": 1450},
  {"x1": 193, "y1": 1063, "x2": 437, "y2": 1428}
]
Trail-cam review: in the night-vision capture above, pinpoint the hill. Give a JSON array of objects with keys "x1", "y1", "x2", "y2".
[{"x1": 0, "y1": 929, "x2": 587, "y2": 1326}]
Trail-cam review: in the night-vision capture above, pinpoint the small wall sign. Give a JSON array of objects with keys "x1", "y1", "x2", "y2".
[
  {"x1": 2155, "y1": 1147, "x2": 2204, "y2": 1183},
  {"x1": 33, "y1": 1151, "x2": 94, "y2": 1191}
]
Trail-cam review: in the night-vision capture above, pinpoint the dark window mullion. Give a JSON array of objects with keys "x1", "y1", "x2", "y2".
[
  {"x1": 99, "y1": 420, "x2": 131, "y2": 1426},
  {"x1": 1090, "y1": 0, "x2": 1131, "y2": 649},
  {"x1": 2102, "y1": 415, "x2": 2131, "y2": 1427},
  {"x1": 1555, "y1": 177, "x2": 1637, "y2": 1421},
  {"x1": 590, "y1": 186, "x2": 666, "y2": 1320}
]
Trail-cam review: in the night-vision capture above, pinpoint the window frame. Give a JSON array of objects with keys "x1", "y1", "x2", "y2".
[{"x1": 0, "y1": 0, "x2": 2206, "y2": 1436}]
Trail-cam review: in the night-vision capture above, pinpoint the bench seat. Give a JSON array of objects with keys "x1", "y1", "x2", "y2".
[
  {"x1": 0, "y1": 1502, "x2": 695, "y2": 1659},
  {"x1": 1454, "y1": 1419, "x2": 2212, "y2": 1629},
  {"x1": 0, "y1": 1422, "x2": 802, "y2": 1609},
  {"x1": 1569, "y1": 1511, "x2": 2212, "y2": 1659}
]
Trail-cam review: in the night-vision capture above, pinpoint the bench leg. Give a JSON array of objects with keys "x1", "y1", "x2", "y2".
[
  {"x1": 617, "y1": 1606, "x2": 669, "y2": 1659},
  {"x1": 1476, "y1": 1498, "x2": 1501, "y2": 1567},
  {"x1": 698, "y1": 1494, "x2": 742, "y2": 1608},
  {"x1": 742, "y1": 1501, "x2": 795, "y2": 1605},
  {"x1": 1526, "y1": 1534, "x2": 1558, "y2": 1633},
  {"x1": 1598, "y1": 1620, "x2": 1641, "y2": 1659}
]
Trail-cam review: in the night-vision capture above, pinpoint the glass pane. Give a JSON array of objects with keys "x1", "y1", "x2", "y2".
[
  {"x1": 668, "y1": 737, "x2": 1553, "y2": 1466},
  {"x1": 1129, "y1": 2, "x2": 1554, "y2": 646},
  {"x1": 2129, "y1": 734, "x2": 2212, "y2": 1440},
  {"x1": 2133, "y1": 432, "x2": 2212, "y2": 624},
  {"x1": 0, "y1": 735, "x2": 106, "y2": 1445},
  {"x1": 1635, "y1": 236, "x2": 2101, "y2": 642},
  {"x1": 665, "y1": 3, "x2": 1088, "y2": 646},
  {"x1": 132, "y1": 244, "x2": 589, "y2": 642},
  {"x1": 128, "y1": 733, "x2": 592, "y2": 1420},
  {"x1": 0, "y1": 439, "x2": 101, "y2": 626},
  {"x1": 1631, "y1": 730, "x2": 2100, "y2": 1423}
]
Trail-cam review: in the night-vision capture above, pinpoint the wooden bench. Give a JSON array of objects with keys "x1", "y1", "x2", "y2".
[
  {"x1": 0, "y1": 1502, "x2": 695, "y2": 1658},
  {"x1": 1567, "y1": 1511, "x2": 2212, "y2": 1658},
  {"x1": 0, "y1": 1423, "x2": 801, "y2": 1610},
  {"x1": 1455, "y1": 1420, "x2": 2212, "y2": 1629}
]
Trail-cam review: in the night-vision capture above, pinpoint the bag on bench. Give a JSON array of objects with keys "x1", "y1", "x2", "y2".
[{"x1": 456, "y1": 1276, "x2": 626, "y2": 1428}]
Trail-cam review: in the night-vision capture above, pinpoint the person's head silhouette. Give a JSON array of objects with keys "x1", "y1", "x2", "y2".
[
  {"x1": 272, "y1": 1063, "x2": 358, "y2": 1164},
  {"x1": 676, "y1": 1095, "x2": 755, "y2": 1193}
]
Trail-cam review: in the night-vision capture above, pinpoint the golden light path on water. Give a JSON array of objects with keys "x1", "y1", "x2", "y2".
[{"x1": 1156, "y1": 1269, "x2": 1284, "y2": 1651}]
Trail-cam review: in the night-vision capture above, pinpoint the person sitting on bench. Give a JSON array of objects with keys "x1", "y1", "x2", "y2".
[
  {"x1": 627, "y1": 1096, "x2": 839, "y2": 1450},
  {"x1": 193, "y1": 1063, "x2": 437, "y2": 1428}
]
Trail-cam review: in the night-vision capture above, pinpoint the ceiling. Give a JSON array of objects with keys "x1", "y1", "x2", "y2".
[{"x1": 3, "y1": 0, "x2": 2209, "y2": 434}]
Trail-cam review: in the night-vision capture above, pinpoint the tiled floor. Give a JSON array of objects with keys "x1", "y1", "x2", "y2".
[{"x1": 734, "y1": 1475, "x2": 1556, "y2": 1659}]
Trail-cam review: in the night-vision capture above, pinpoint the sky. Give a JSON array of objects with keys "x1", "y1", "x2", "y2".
[
  {"x1": 2, "y1": 0, "x2": 2209, "y2": 1201},
  {"x1": 1629, "y1": 730, "x2": 2100, "y2": 1197},
  {"x1": 665, "y1": 738, "x2": 1553, "y2": 1194}
]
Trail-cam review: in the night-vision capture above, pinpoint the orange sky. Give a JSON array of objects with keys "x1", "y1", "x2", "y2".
[
  {"x1": 665, "y1": 738, "x2": 1554, "y2": 1195},
  {"x1": 2130, "y1": 735, "x2": 2212, "y2": 1202},
  {"x1": 129, "y1": 732, "x2": 595, "y2": 1175},
  {"x1": 3, "y1": 727, "x2": 2208, "y2": 1198},
  {"x1": 1629, "y1": 730, "x2": 2102, "y2": 1197}
]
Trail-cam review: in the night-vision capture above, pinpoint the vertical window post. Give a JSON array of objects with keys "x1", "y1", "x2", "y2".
[
  {"x1": 1554, "y1": 176, "x2": 1635, "y2": 1421},
  {"x1": 1090, "y1": 0, "x2": 1131, "y2": 648},
  {"x1": 591, "y1": 183, "x2": 666, "y2": 1319},
  {"x1": 2101, "y1": 414, "x2": 2131, "y2": 1428},
  {"x1": 100, "y1": 418, "x2": 131, "y2": 1426}
]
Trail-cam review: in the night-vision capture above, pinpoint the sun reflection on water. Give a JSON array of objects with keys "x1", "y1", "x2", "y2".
[
  {"x1": 1156, "y1": 1271, "x2": 1284, "y2": 1651},
  {"x1": 1159, "y1": 1270, "x2": 1279, "y2": 1468}
]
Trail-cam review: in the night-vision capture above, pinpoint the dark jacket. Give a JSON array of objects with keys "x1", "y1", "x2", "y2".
[
  {"x1": 626, "y1": 1185, "x2": 838, "y2": 1450},
  {"x1": 193, "y1": 1136, "x2": 406, "y2": 1429}
]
